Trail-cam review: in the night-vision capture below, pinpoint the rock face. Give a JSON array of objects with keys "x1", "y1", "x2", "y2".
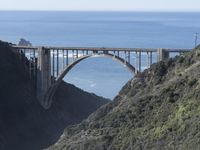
[
  {"x1": 18, "y1": 38, "x2": 32, "y2": 46},
  {"x1": 49, "y1": 48, "x2": 200, "y2": 150},
  {"x1": 0, "y1": 41, "x2": 109, "y2": 150}
]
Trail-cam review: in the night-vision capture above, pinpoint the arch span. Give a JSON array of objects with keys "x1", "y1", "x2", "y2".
[{"x1": 43, "y1": 53, "x2": 138, "y2": 108}]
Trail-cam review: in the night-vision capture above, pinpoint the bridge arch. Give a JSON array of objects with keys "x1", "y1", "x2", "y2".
[{"x1": 43, "y1": 52, "x2": 138, "y2": 108}]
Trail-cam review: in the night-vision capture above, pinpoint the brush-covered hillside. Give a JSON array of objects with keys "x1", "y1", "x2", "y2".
[
  {"x1": 0, "y1": 41, "x2": 109, "y2": 150},
  {"x1": 49, "y1": 47, "x2": 200, "y2": 150}
]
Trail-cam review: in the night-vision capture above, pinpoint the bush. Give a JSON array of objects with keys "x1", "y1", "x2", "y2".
[{"x1": 188, "y1": 78, "x2": 198, "y2": 87}]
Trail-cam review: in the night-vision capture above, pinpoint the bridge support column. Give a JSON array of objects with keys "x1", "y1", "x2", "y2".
[
  {"x1": 136, "y1": 51, "x2": 141, "y2": 72},
  {"x1": 147, "y1": 52, "x2": 152, "y2": 67},
  {"x1": 37, "y1": 47, "x2": 51, "y2": 109},
  {"x1": 157, "y1": 48, "x2": 169, "y2": 62}
]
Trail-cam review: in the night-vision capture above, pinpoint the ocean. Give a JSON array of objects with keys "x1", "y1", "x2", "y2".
[{"x1": 0, "y1": 11, "x2": 200, "y2": 99}]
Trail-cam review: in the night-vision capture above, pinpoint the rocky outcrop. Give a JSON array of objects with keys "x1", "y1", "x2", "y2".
[
  {"x1": 0, "y1": 41, "x2": 109, "y2": 150},
  {"x1": 18, "y1": 38, "x2": 32, "y2": 46},
  {"x1": 49, "y1": 48, "x2": 200, "y2": 150}
]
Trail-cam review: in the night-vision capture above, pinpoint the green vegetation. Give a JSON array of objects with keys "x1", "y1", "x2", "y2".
[
  {"x1": 0, "y1": 41, "x2": 109, "y2": 150},
  {"x1": 49, "y1": 48, "x2": 200, "y2": 150}
]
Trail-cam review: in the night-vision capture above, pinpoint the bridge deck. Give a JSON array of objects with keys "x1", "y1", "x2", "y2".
[{"x1": 12, "y1": 45, "x2": 192, "y2": 52}]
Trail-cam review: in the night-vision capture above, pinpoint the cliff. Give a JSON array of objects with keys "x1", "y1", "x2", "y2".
[
  {"x1": 0, "y1": 41, "x2": 109, "y2": 150},
  {"x1": 49, "y1": 47, "x2": 200, "y2": 149}
]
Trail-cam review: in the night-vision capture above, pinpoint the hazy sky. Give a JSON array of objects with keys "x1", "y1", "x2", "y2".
[{"x1": 0, "y1": 0, "x2": 200, "y2": 11}]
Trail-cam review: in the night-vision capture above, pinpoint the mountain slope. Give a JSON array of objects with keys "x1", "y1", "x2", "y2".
[
  {"x1": 0, "y1": 41, "x2": 109, "y2": 150},
  {"x1": 49, "y1": 48, "x2": 200, "y2": 150}
]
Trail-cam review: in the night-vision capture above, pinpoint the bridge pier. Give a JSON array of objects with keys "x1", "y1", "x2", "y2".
[
  {"x1": 157, "y1": 48, "x2": 169, "y2": 62},
  {"x1": 147, "y1": 51, "x2": 153, "y2": 67},
  {"x1": 136, "y1": 51, "x2": 142, "y2": 72},
  {"x1": 36, "y1": 47, "x2": 52, "y2": 108}
]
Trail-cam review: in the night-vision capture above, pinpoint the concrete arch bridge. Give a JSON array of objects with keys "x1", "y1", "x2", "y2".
[{"x1": 12, "y1": 45, "x2": 191, "y2": 109}]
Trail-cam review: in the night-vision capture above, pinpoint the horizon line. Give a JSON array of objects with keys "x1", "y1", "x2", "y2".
[{"x1": 0, "y1": 9, "x2": 200, "y2": 13}]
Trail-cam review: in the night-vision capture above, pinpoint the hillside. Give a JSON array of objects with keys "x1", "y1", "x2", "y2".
[
  {"x1": 49, "y1": 47, "x2": 200, "y2": 150},
  {"x1": 0, "y1": 41, "x2": 109, "y2": 150}
]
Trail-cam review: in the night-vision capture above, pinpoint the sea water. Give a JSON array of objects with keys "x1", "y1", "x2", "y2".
[{"x1": 0, "y1": 11, "x2": 200, "y2": 99}]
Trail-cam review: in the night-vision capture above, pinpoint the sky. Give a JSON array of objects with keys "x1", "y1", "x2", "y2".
[{"x1": 0, "y1": 0, "x2": 200, "y2": 11}]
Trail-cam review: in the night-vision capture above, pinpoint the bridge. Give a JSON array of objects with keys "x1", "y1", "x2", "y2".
[{"x1": 12, "y1": 45, "x2": 191, "y2": 109}]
